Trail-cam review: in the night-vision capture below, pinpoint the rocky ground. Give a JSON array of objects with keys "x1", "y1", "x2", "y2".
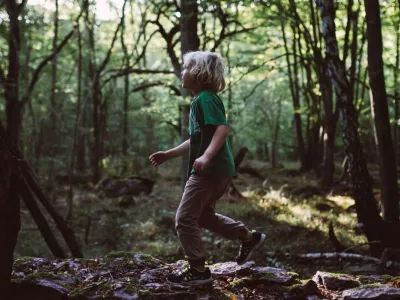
[{"x1": 9, "y1": 252, "x2": 400, "y2": 299}]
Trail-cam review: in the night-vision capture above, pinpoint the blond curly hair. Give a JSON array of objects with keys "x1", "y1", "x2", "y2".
[{"x1": 183, "y1": 51, "x2": 226, "y2": 92}]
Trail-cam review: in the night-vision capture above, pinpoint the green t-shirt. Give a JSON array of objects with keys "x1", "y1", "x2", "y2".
[{"x1": 188, "y1": 90, "x2": 236, "y2": 178}]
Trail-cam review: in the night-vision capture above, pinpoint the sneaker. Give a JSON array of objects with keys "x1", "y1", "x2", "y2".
[
  {"x1": 167, "y1": 267, "x2": 213, "y2": 286},
  {"x1": 236, "y1": 231, "x2": 266, "y2": 265}
]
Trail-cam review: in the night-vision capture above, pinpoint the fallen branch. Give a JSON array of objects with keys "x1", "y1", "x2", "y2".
[
  {"x1": 266, "y1": 251, "x2": 381, "y2": 264},
  {"x1": 0, "y1": 122, "x2": 83, "y2": 258}
]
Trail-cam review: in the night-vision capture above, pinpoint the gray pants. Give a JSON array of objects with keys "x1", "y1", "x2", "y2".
[{"x1": 175, "y1": 174, "x2": 249, "y2": 266}]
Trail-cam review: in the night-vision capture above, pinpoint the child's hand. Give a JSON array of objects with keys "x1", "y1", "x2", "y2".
[
  {"x1": 193, "y1": 154, "x2": 211, "y2": 174},
  {"x1": 149, "y1": 151, "x2": 170, "y2": 166}
]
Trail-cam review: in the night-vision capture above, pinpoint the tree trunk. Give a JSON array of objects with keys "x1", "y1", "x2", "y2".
[
  {"x1": 4, "y1": 0, "x2": 23, "y2": 148},
  {"x1": 66, "y1": 22, "x2": 84, "y2": 221},
  {"x1": 318, "y1": 0, "x2": 384, "y2": 257},
  {"x1": 120, "y1": 4, "x2": 129, "y2": 175},
  {"x1": 0, "y1": 129, "x2": 21, "y2": 294},
  {"x1": 48, "y1": 0, "x2": 59, "y2": 202},
  {"x1": 394, "y1": 10, "x2": 400, "y2": 164},
  {"x1": 271, "y1": 100, "x2": 282, "y2": 169},
  {"x1": 280, "y1": 18, "x2": 307, "y2": 171},
  {"x1": 92, "y1": 77, "x2": 101, "y2": 183},
  {"x1": 180, "y1": 0, "x2": 200, "y2": 190},
  {"x1": 364, "y1": 0, "x2": 399, "y2": 229}
]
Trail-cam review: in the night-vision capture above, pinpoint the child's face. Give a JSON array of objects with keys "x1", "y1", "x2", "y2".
[{"x1": 181, "y1": 64, "x2": 196, "y2": 91}]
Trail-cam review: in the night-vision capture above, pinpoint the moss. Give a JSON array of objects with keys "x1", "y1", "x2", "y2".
[
  {"x1": 13, "y1": 257, "x2": 36, "y2": 271},
  {"x1": 139, "y1": 253, "x2": 157, "y2": 262},
  {"x1": 353, "y1": 283, "x2": 384, "y2": 290},
  {"x1": 104, "y1": 251, "x2": 136, "y2": 260},
  {"x1": 262, "y1": 272, "x2": 277, "y2": 279},
  {"x1": 14, "y1": 256, "x2": 35, "y2": 263},
  {"x1": 358, "y1": 275, "x2": 376, "y2": 285},
  {"x1": 123, "y1": 283, "x2": 139, "y2": 294},
  {"x1": 285, "y1": 271, "x2": 299, "y2": 278},
  {"x1": 23, "y1": 272, "x2": 60, "y2": 284},
  {"x1": 287, "y1": 283, "x2": 303, "y2": 291},
  {"x1": 69, "y1": 281, "x2": 112, "y2": 297}
]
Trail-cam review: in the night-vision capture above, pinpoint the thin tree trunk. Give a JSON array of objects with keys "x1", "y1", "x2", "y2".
[
  {"x1": 394, "y1": 10, "x2": 400, "y2": 164},
  {"x1": 49, "y1": 0, "x2": 59, "y2": 202},
  {"x1": 364, "y1": 0, "x2": 399, "y2": 229},
  {"x1": 121, "y1": 3, "x2": 129, "y2": 175},
  {"x1": 91, "y1": 0, "x2": 126, "y2": 183},
  {"x1": 66, "y1": 22, "x2": 84, "y2": 221},
  {"x1": 271, "y1": 100, "x2": 282, "y2": 169},
  {"x1": 318, "y1": 0, "x2": 384, "y2": 257},
  {"x1": 355, "y1": 22, "x2": 367, "y2": 107},
  {"x1": 280, "y1": 18, "x2": 307, "y2": 171}
]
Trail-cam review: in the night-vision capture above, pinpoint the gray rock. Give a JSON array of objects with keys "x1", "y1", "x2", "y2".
[
  {"x1": 252, "y1": 266, "x2": 298, "y2": 284},
  {"x1": 37, "y1": 280, "x2": 70, "y2": 294},
  {"x1": 313, "y1": 271, "x2": 360, "y2": 291},
  {"x1": 210, "y1": 261, "x2": 255, "y2": 276},
  {"x1": 283, "y1": 280, "x2": 318, "y2": 299},
  {"x1": 144, "y1": 283, "x2": 164, "y2": 290},
  {"x1": 112, "y1": 288, "x2": 139, "y2": 300},
  {"x1": 341, "y1": 284, "x2": 400, "y2": 300}
]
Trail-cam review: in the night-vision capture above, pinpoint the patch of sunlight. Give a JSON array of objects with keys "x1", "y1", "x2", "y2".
[
  {"x1": 326, "y1": 195, "x2": 354, "y2": 209},
  {"x1": 263, "y1": 186, "x2": 289, "y2": 205},
  {"x1": 131, "y1": 220, "x2": 157, "y2": 239},
  {"x1": 337, "y1": 213, "x2": 357, "y2": 228}
]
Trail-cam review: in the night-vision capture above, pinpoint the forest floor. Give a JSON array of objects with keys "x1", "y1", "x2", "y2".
[{"x1": 15, "y1": 158, "x2": 384, "y2": 280}]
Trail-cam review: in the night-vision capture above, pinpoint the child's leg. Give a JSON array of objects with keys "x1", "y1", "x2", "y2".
[
  {"x1": 198, "y1": 178, "x2": 266, "y2": 265},
  {"x1": 175, "y1": 174, "x2": 223, "y2": 268},
  {"x1": 197, "y1": 178, "x2": 252, "y2": 241}
]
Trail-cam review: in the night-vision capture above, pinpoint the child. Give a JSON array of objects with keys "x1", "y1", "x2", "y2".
[{"x1": 149, "y1": 51, "x2": 266, "y2": 285}]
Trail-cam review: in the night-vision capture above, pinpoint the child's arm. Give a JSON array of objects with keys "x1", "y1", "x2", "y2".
[
  {"x1": 193, "y1": 125, "x2": 228, "y2": 173},
  {"x1": 166, "y1": 139, "x2": 190, "y2": 158},
  {"x1": 149, "y1": 139, "x2": 190, "y2": 166}
]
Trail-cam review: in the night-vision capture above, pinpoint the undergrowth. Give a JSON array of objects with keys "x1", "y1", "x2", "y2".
[{"x1": 15, "y1": 159, "x2": 371, "y2": 278}]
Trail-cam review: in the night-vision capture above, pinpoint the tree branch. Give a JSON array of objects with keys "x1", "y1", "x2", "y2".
[
  {"x1": 211, "y1": 27, "x2": 256, "y2": 52},
  {"x1": 21, "y1": 9, "x2": 84, "y2": 106},
  {"x1": 97, "y1": 0, "x2": 127, "y2": 75},
  {"x1": 103, "y1": 68, "x2": 174, "y2": 86},
  {"x1": 149, "y1": 19, "x2": 181, "y2": 77},
  {"x1": 131, "y1": 81, "x2": 181, "y2": 96}
]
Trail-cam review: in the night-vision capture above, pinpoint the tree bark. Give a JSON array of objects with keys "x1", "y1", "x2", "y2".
[
  {"x1": 271, "y1": 100, "x2": 282, "y2": 169},
  {"x1": 0, "y1": 124, "x2": 21, "y2": 294},
  {"x1": 180, "y1": 0, "x2": 200, "y2": 190},
  {"x1": 318, "y1": 0, "x2": 384, "y2": 257},
  {"x1": 280, "y1": 18, "x2": 307, "y2": 171},
  {"x1": 121, "y1": 3, "x2": 129, "y2": 175},
  {"x1": 90, "y1": 0, "x2": 127, "y2": 183},
  {"x1": 48, "y1": 0, "x2": 59, "y2": 202},
  {"x1": 364, "y1": 0, "x2": 399, "y2": 229},
  {"x1": 394, "y1": 10, "x2": 400, "y2": 164},
  {"x1": 4, "y1": 0, "x2": 23, "y2": 148}
]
